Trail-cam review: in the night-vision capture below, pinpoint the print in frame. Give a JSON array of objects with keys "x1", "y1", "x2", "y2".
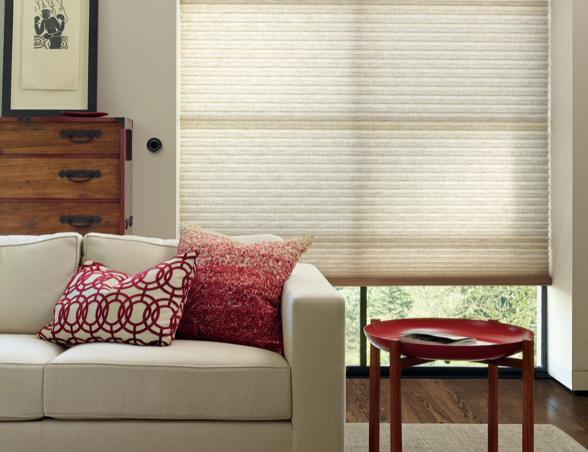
[{"x1": 2, "y1": 0, "x2": 98, "y2": 117}]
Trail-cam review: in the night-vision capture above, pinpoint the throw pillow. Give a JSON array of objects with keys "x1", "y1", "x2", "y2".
[
  {"x1": 176, "y1": 225, "x2": 313, "y2": 354},
  {"x1": 38, "y1": 253, "x2": 197, "y2": 347}
]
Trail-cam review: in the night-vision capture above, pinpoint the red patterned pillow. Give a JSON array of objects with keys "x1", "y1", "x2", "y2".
[
  {"x1": 38, "y1": 253, "x2": 197, "y2": 347},
  {"x1": 176, "y1": 225, "x2": 312, "y2": 354}
]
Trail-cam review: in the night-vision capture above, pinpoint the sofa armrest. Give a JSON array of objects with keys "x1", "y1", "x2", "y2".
[{"x1": 282, "y1": 263, "x2": 346, "y2": 452}]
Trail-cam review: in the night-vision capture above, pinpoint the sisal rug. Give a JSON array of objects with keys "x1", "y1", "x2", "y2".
[{"x1": 345, "y1": 424, "x2": 587, "y2": 452}]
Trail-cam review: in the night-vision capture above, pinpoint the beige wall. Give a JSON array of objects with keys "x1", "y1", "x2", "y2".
[
  {"x1": 549, "y1": 0, "x2": 588, "y2": 390},
  {"x1": 0, "y1": 0, "x2": 179, "y2": 239},
  {"x1": 549, "y1": 0, "x2": 574, "y2": 388},
  {"x1": 571, "y1": 0, "x2": 588, "y2": 388},
  {"x1": 97, "y1": 0, "x2": 179, "y2": 239}
]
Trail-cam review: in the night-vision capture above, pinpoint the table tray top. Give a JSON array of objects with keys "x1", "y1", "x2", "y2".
[{"x1": 364, "y1": 318, "x2": 534, "y2": 361}]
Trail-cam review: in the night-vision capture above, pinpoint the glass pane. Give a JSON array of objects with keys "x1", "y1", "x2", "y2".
[
  {"x1": 365, "y1": 286, "x2": 539, "y2": 367},
  {"x1": 336, "y1": 287, "x2": 361, "y2": 366}
]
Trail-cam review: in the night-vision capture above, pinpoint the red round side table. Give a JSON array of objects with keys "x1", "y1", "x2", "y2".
[{"x1": 364, "y1": 318, "x2": 535, "y2": 452}]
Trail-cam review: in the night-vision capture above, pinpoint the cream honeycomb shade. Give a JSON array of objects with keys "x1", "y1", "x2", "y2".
[{"x1": 180, "y1": 0, "x2": 551, "y2": 286}]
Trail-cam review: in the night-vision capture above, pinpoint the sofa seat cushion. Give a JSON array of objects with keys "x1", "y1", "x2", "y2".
[
  {"x1": 0, "y1": 335, "x2": 64, "y2": 421},
  {"x1": 44, "y1": 340, "x2": 291, "y2": 421}
]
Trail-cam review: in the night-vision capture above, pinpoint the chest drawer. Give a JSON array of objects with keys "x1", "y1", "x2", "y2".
[
  {"x1": 0, "y1": 203, "x2": 121, "y2": 235},
  {"x1": 0, "y1": 122, "x2": 120, "y2": 156},
  {"x1": 0, "y1": 158, "x2": 120, "y2": 199}
]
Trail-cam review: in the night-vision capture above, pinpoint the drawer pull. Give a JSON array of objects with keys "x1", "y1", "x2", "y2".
[
  {"x1": 125, "y1": 217, "x2": 133, "y2": 231},
  {"x1": 59, "y1": 169, "x2": 102, "y2": 183},
  {"x1": 124, "y1": 216, "x2": 134, "y2": 230},
  {"x1": 59, "y1": 129, "x2": 103, "y2": 144},
  {"x1": 60, "y1": 215, "x2": 103, "y2": 229}
]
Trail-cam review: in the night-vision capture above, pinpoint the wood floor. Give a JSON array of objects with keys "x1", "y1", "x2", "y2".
[{"x1": 346, "y1": 378, "x2": 588, "y2": 448}]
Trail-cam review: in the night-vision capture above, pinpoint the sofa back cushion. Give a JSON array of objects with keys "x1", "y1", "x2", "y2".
[
  {"x1": 0, "y1": 233, "x2": 83, "y2": 334},
  {"x1": 82, "y1": 232, "x2": 283, "y2": 276},
  {"x1": 82, "y1": 234, "x2": 180, "y2": 277}
]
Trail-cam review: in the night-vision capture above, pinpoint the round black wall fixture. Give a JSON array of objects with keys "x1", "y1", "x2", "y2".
[{"x1": 147, "y1": 138, "x2": 163, "y2": 154}]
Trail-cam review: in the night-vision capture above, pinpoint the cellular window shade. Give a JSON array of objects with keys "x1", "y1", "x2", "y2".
[{"x1": 180, "y1": 0, "x2": 551, "y2": 286}]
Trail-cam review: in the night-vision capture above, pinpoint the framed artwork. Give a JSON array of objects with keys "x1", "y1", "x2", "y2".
[{"x1": 2, "y1": 0, "x2": 98, "y2": 117}]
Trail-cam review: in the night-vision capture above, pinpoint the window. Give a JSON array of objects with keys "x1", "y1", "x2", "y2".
[
  {"x1": 181, "y1": 1, "x2": 550, "y2": 375},
  {"x1": 180, "y1": 1, "x2": 551, "y2": 287}
]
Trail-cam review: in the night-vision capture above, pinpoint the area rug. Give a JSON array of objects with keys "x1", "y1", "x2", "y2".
[{"x1": 345, "y1": 424, "x2": 587, "y2": 451}]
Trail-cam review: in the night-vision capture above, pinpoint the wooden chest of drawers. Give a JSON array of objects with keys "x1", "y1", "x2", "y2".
[{"x1": 0, "y1": 117, "x2": 133, "y2": 236}]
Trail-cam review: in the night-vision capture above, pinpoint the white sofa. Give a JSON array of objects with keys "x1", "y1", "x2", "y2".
[{"x1": 0, "y1": 233, "x2": 346, "y2": 452}]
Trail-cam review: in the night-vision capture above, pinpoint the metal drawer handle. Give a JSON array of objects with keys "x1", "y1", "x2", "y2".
[
  {"x1": 60, "y1": 215, "x2": 102, "y2": 229},
  {"x1": 59, "y1": 170, "x2": 102, "y2": 183},
  {"x1": 59, "y1": 129, "x2": 103, "y2": 144},
  {"x1": 124, "y1": 216, "x2": 134, "y2": 230}
]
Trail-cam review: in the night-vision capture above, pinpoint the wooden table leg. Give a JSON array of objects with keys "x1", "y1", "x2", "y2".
[
  {"x1": 369, "y1": 320, "x2": 381, "y2": 452},
  {"x1": 488, "y1": 364, "x2": 499, "y2": 452},
  {"x1": 522, "y1": 339, "x2": 535, "y2": 452},
  {"x1": 390, "y1": 339, "x2": 402, "y2": 452}
]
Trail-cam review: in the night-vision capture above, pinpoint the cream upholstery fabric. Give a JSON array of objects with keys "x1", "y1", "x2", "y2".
[
  {"x1": 82, "y1": 234, "x2": 180, "y2": 276},
  {"x1": 0, "y1": 233, "x2": 82, "y2": 334},
  {"x1": 282, "y1": 263, "x2": 346, "y2": 452},
  {"x1": 0, "y1": 419, "x2": 293, "y2": 452},
  {"x1": 0, "y1": 234, "x2": 344, "y2": 452},
  {"x1": 0, "y1": 335, "x2": 64, "y2": 421},
  {"x1": 82, "y1": 232, "x2": 283, "y2": 275},
  {"x1": 44, "y1": 340, "x2": 291, "y2": 420}
]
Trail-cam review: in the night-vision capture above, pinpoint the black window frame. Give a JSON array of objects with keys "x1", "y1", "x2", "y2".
[{"x1": 346, "y1": 286, "x2": 548, "y2": 379}]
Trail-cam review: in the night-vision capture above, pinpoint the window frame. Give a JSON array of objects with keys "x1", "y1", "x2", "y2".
[{"x1": 346, "y1": 286, "x2": 548, "y2": 379}]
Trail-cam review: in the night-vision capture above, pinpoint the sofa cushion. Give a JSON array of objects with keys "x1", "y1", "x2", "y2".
[
  {"x1": 0, "y1": 335, "x2": 64, "y2": 421},
  {"x1": 44, "y1": 340, "x2": 291, "y2": 421},
  {"x1": 0, "y1": 233, "x2": 83, "y2": 334},
  {"x1": 177, "y1": 225, "x2": 312, "y2": 354},
  {"x1": 82, "y1": 233, "x2": 283, "y2": 276},
  {"x1": 38, "y1": 254, "x2": 197, "y2": 347}
]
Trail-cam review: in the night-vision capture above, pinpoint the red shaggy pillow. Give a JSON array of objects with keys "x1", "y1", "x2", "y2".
[
  {"x1": 38, "y1": 253, "x2": 197, "y2": 347},
  {"x1": 176, "y1": 225, "x2": 312, "y2": 354}
]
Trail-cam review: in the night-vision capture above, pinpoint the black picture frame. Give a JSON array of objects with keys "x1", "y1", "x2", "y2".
[{"x1": 2, "y1": 0, "x2": 98, "y2": 117}]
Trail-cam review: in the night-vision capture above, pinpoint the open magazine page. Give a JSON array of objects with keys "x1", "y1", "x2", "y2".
[{"x1": 400, "y1": 330, "x2": 477, "y2": 345}]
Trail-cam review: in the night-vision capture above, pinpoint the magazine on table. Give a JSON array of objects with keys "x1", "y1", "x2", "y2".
[{"x1": 399, "y1": 330, "x2": 477, "y2": 345}]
